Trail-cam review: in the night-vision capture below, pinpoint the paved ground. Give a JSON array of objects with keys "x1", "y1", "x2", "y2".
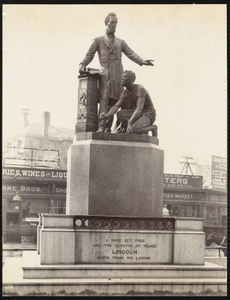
[
  {"x1": 3, "y1": 243, "x2": 37, "y2": 267},
  {"x1": 2, "y1": 252, "x2": 227, "y2": 297}
]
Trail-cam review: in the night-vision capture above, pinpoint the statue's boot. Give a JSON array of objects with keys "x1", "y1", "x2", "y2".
[
  {"x1": 96, "y1": 128, "x2": 104, "y2": 133},
  {"x1": 134, "y1": 124, "x2": 158, "y2": 136},
  {"x1": 150, "y1": 124, "x2": 158, "y2": 137}
]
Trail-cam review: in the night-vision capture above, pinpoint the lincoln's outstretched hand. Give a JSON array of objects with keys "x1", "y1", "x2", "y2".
[{"x1": 142, "y1": 60, "x2": 154, "y2": 66}]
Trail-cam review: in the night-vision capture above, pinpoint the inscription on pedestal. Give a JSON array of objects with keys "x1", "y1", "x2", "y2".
[
  {"x1": 75, "y1": 230, "x2": 173, "y2": 264},
  {"x1": 94, "y1": 237, "x2": 157, "y2": 261}
]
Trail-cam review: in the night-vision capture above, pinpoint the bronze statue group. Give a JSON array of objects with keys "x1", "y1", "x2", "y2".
[{"x1": 79, "y1": 12, "x2": 157, "y2": 136}]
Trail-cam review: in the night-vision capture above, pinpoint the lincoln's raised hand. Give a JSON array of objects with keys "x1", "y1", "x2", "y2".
[{"x1": 142, "y1": 60, "x2": 154, "y2": 66}]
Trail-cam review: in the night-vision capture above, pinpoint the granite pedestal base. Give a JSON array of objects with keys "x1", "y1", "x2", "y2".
[
  {"x1": 66, "y1": 133, "x2": 163, "y2": 217},
  {"x1": 21, "y1": 214, "x2": 226, "y2": 296},
  {"x1": 36, "y1": 214, "x2": 205, "y2": 266}
]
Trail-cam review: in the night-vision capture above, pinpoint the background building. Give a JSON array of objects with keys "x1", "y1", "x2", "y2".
[
  {"x1": 2, "y1": 167, "x2": 67, "y2": 244},
  {"x1": 163, "y1": 158, "x2": 227, "y2": 239},
  {"x1": 3, "y1": 111, "x2": 74, "y2": 170},
  {"x1": 2, "y1": 113, "x2": 227, "y2": 245},
  {"x1": 2, "y1": 111, "x2": 74, "y2": 244},
  {"x1": 163, "y1": 186, "x2": 227, "y2": 239},
  {"x1": 3, "y1": 169, "x2": 227, "y2": 245}
]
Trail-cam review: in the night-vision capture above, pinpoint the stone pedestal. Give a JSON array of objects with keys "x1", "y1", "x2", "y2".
[
  {"x1": 66, "y1": 132, "x2": 163, "y2": 217},
  {"x1": 36, "y1": 214, "x2": 205, "y2": 265},
  {"x1": 20, "y1": 132, "x2": 227, "y2": 295}
]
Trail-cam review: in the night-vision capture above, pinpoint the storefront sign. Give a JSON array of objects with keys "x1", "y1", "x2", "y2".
[
  {"x1": 2, "y1": 184, "x2": 48, "y2": 194},
  {"x1": 207, "y1": 194, "x2": 227, "y2": 202},
  {"x1": 163, "y1": 192, "x2": 204, "y2": 201},
  {"x1": 21, "y1": 236, "x2": 35, "y2": 244},
  {"x1": 25, "y1": 217, "x2": 39, "y2": 222},
  {"x1": 55, "y1": 185, "x2": 66, "y2": 194},
  {"x1": 2, "y1": 183, "x2": 67, "y2": 196},
  {"x1": 2, "y1": 167, "x2": 67, "y2": 180},
  {"x1": 211, "y1": 156, "x2": 227, "y2": 191},
  {"x1": 164, "y1": 174, "x2": 203, "y2": 189}
]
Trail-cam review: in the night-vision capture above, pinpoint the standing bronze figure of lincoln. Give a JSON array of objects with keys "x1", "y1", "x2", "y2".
[{"x1": 79, "y1": 12, "x2": 154, "y2": 132}]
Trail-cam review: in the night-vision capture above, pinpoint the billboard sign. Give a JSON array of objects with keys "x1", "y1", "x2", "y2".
[
  {"x1": 164, "y1": 174, "x2": 203, "y2": 189},
  {"x1": 211, "y1": 156, "x2": 227, "y2": 191}
]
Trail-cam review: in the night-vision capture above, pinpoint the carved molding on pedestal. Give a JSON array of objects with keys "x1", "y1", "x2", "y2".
[
  {"x1": 73, "y1": 215, "x2": 175, "y2": 231},
  {"x1": 75, "y1": 132, "x2": 159, "y2": 145}
]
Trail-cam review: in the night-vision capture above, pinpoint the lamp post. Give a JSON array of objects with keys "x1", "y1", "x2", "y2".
[
  {"x1": 12, "y1": 178, "x2": 22, "y2": 243},
  {"x1": 12, "y1": 191, "x2": 22, "y2": 212},
  {"x1": 12, "y1": 191, "x2": 21, "y2": 202},
  {"x1": 13, "y1": 175, "x2": 21, "y2": 206}
]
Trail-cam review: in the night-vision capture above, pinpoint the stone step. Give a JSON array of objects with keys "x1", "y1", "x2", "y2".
[
  {"x1": 3, "y1": 256, "x2": 227, "y2": 296},
  {"x1": 23, "y1": 262, "x2": 226, "y2": 279},
  {"x1": 3, "y1": 277, "x2": 227, "y2": 296}
]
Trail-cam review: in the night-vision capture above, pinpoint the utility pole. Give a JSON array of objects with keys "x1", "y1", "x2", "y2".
[
  {"x1": 21, "y1": 109, "x2": 30, "y2": 127},
  {"x1": 179, "y1": 156, "x2": 197, "y2": 175}
]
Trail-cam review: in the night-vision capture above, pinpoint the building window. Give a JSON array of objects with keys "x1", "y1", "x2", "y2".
[
  {"x1": 169, "y1": 205, "x2": 179, "y2": 216},
  {"x1": 7, "y1": 213, "x2": 19, "y2": 226},
  {"x1": 57, "y1": 199, "x2": 66, "y2": 214},
  {"x1": 185, "y1": 205, "x2": 194, "y2": 217},
  {"x1": 222, "y1": 215, "x2": 227, "y2": 226},
  {"x1": 48, "y1": 142, "x2": 55, "y2": 150},
  {"x1": 7, "y1": 198, "x2": 20, "y2": 212},
  {"x1": 32, "y1": 139, "x2": 40, "y2": 148},
  {"x1": 49, "y1": 199, "x2": 66, "y2": 214},
  {"x1": 21, "y1": 198, "x2": 66, "y2": 226},
  {"x1": 223, "y1": 207, "x2": 227, "y2": 215},
  {"x1": 22, "y1": 199, "x2": 49, "y2": 226},
  {"x1": 206, "y1": 206, "x2": 216, "y2": 220},
  {"x1": 205, "y1": 206, "x2": 217, "y2": 225},
  {"x1": 167, "y1": 204, "x2": 200, "y2": 218},
  {"x1": 17, "y1": 140, "x2": 22, "y2": 147}
]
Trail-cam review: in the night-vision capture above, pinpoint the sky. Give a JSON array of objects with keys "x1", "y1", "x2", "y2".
[{"x1": 2, "y1": 4, "x2": 227, "y2": 174}]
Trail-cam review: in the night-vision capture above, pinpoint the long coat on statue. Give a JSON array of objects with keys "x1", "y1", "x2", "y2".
[{"x1": 81, "y1": 34, "x2": 145, "y2": 100}]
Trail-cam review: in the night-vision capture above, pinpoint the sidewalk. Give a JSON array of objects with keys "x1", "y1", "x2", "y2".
[
  {"x1": 3, "y1": 243, "x2": 37, "y2": 265},
  {"x1": 3, "y1": 243, "x2": 37, "y2": 250},
  {"x1": 3, "y1": 251, "x2": 40, "y2": 283}
]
